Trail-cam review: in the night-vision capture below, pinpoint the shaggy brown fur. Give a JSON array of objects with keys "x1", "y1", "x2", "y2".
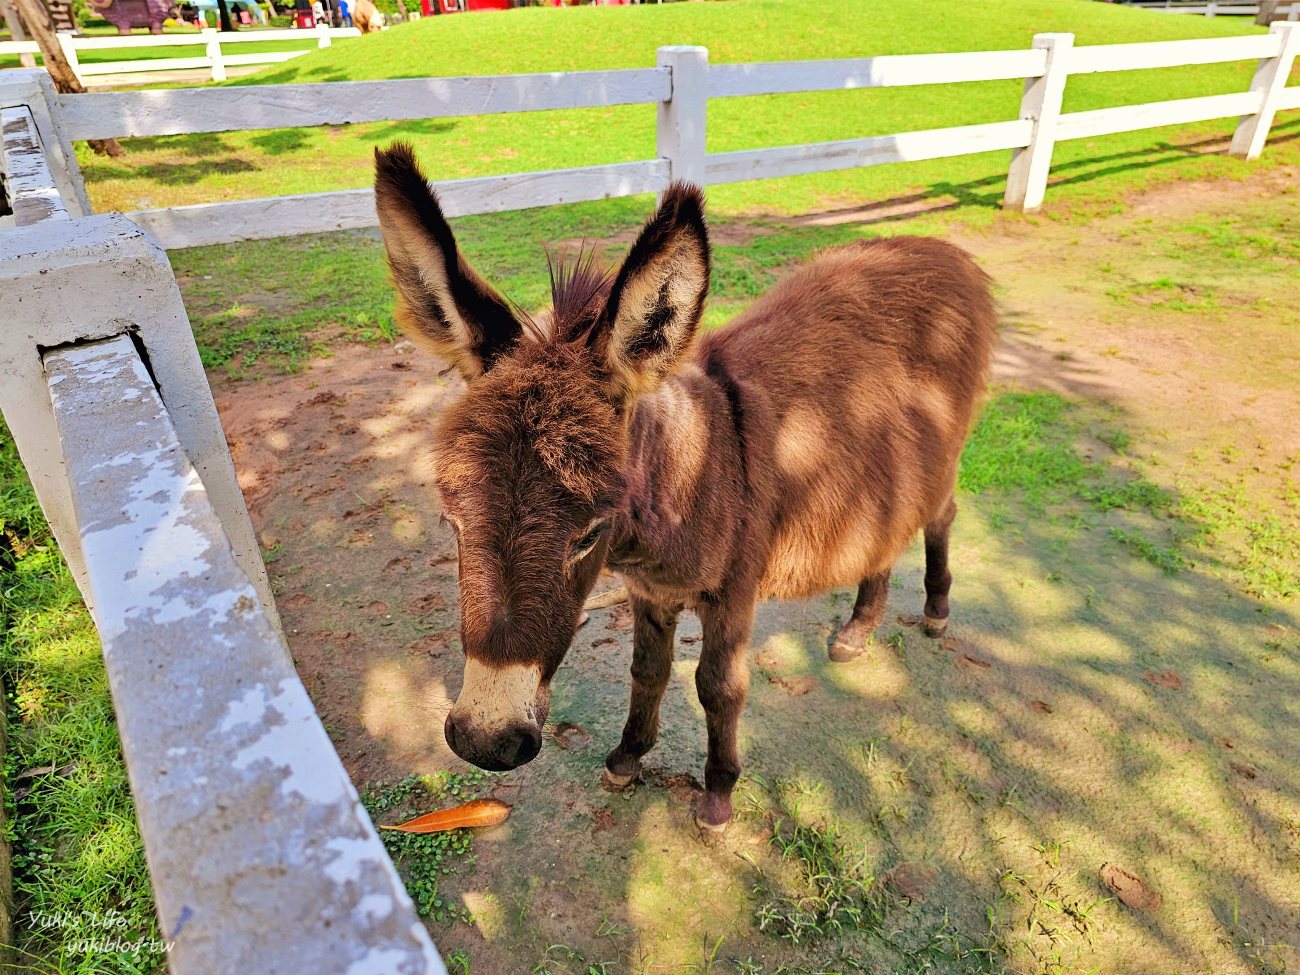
[{"x1": 373, "y1": 142, "x2": 997, "y2": 826}]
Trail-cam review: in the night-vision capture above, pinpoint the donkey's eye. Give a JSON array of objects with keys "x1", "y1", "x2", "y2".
[{"x1": 568, "y1": 521, "x2": 608, "y2": 562}]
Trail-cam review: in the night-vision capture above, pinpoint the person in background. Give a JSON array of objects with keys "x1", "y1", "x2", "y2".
[
  {"x1": 339, "y1": 0, "x2": 352, "y2": 26},
  {"x1": 312, "y1": 0, "x2": 325, "y2": 23}
]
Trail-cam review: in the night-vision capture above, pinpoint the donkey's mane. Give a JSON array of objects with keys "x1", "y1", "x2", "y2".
[{"x1": 545, "y1": 247, "x2": 613, "y2": 345}]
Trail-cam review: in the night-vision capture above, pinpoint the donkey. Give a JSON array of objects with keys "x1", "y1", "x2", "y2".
[{"x1": 373, "y1": 142, "x2": 997, "y2": 832}]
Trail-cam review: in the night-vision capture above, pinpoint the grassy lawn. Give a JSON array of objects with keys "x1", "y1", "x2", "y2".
[{"x1": 77, "y1": 0, "x2": 1300, "y2": 219}]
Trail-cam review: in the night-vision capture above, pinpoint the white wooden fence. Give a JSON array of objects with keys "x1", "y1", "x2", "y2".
[
  {"x1": 1127, "y1": 0, "x2": 1300, "y2": 18},
  {"x1": 13, "y1": 24, "x2": 1298, "y2": 249},
  {"x1": 0, "y1": 25, "x2": 360, "y2": 84},
  {"x1": 0, "y1": 70, "x2": 446, "y2": 975}
]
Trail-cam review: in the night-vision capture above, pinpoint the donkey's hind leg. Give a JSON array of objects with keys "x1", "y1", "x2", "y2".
[
  {"x1": 923, "y1": 496, "x2": 958, "y2": 638},
  {"x1": 830, "y1": 570, "x2": 891, "y2": 662}
]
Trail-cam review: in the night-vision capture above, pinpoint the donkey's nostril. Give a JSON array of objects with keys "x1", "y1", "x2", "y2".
[
  {"x1": 444, "y1": 711, "x2": 467, "y2": 757},
  {"x1": 502, "y1": 723, "x2": 542, "y2": 768}
]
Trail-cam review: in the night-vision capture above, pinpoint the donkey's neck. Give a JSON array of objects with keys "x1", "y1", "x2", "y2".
[{"x1": 606, "y1": 365, "x2": 743, "y2": 599}]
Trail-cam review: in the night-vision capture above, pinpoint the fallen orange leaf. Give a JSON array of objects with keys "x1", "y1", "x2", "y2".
[{"x1": 380, "y1": 797, "x2": 511, "y2": 834}]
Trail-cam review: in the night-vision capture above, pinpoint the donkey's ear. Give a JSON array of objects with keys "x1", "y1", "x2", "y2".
[
  {"x1": 374, "y1": 143, "x2": 521, "y2": 380},
  {"x1": 596, "y1": 182, "x2": 710, "y2": 404}
]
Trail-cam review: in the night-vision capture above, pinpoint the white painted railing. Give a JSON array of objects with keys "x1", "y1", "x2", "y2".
[
  {"x1": 0, "y1": 71, "x2": 446, "y2": 975},
  {"x1": 19, "y1": 24, "x2": 1297, "y2": 247},
  {"x1": 1, "y1": 104, "x2": 68, "y2": 224},
  {"x1": 1126, "y1": 0, "x2": 1300, "y2": 18},
  {"x1": 0, "y1": 25, "x2": 360, "y2": 83}
]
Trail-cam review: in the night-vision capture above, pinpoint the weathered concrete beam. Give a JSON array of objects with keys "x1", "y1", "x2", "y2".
[
  {"x1": 0, "y1": 68, "x2": 89, "y2": 217},
  {"x1": 0, "y1": 212, "x2": 277, "y2": 628},
  {"x1": 44, "y1": 335, "x2": 446, "y2": 975},
  {"x1": 1, "y1": 105, "x2": 69, "y2": 225}
]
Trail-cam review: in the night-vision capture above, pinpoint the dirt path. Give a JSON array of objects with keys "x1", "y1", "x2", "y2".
[{"x1": 211, "y1": 170, "x2": 1299, "y2": 975}]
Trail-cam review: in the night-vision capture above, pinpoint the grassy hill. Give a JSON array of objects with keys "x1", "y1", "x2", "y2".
[{"x1": 78, "y1": 0, "x2": 1300, "y2": 217}]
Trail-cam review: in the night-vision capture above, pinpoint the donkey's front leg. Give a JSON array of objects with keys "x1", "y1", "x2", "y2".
[
  {"x1": 693, "y1": 598, "x2": 755, "y2": 832},
  {"x1": 603, "y1": 597, "x2": 681, "y2": 791}
]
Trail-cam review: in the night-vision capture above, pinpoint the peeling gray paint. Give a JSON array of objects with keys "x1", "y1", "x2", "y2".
[
  {"x1": 0, "y1": 211, "x2": 279, "y2": 631},
  {"x1": 1, "y1": 105, "x2": 68, "y2": 226},
  {"x1": 43, "y1": 336, "x2": 445, "y2": 975}
]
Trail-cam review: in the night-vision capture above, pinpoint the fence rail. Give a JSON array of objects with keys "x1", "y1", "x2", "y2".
[
  {"x1": 57, "y1": 66, "x2": 671, "y2": 139},
  {"x1": 0, "y1": 25, "x2": 360, "y2": 84},
  {"x1": 30, "y1": 22, "x2": 1299, "y2": 248},
  {"x1": 1, "y1": 104, "x2": 67, "y2": 224},
  {"x1": 1124, "y1": 0, "x2": 1300, "y2": 18}
]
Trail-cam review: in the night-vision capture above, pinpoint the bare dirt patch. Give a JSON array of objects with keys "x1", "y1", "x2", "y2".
[{"x1": 1100, "y1": 864, "x2": 1163, "y2": 913}]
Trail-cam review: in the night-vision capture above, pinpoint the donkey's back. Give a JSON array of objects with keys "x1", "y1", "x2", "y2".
[{"x1": 692, "y1": 236, "x2": 996, "y2": 602}]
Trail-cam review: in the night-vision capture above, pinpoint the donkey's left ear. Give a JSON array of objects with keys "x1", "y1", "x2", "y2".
[{"x1": 596, "y1": 182, "x2": 710, "y2": 404}]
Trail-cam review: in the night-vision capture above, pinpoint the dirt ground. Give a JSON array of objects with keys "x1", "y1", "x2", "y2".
[{"x1": 211, "y1": 170, "x2": 1299, "y2": 975}]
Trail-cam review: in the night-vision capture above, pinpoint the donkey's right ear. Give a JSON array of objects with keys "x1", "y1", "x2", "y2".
[{"x1": 374, "y1": 143, "x2": 521, "y2": 380}]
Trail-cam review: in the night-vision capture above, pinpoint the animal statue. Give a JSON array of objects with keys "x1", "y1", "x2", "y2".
[
  {"x1": 86, "y1": 0, "x2": 174, "y2": 34},
  {"x1": 351, "y1": 0, "x2": 381, "y2": 32},
  {"x1": 372, "y1": 142, "x2": 997, "y2": 832}
]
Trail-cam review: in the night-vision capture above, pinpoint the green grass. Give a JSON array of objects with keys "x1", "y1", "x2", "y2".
[
  {"x1": 754, "y1": 819, "x2": 885, "y2": 947},
  {"x1": 79, "y1": 0, "x2": 1300, "y2": 218},
  {"x1": 959, "y1": 393, "x2": 1091, "y2": 507},
  {"x1": 361, "y1": 771, "x2": 490, "y2": 923},
  {"x1": 742, "y1": 788, "x2": 1005, "y2": 974},
  {"x1": 959, "y1": 390, "x2": 1300, "y2": 598},
  {"x1": 171, "y1": 210, "x2": 887, "y2": 376},
  {"x1": 176, "y1": 232, "x2": 399, "y2": 373},
  {"x1": 0, "y1": 422, "x2": 163, "y2": 975}
]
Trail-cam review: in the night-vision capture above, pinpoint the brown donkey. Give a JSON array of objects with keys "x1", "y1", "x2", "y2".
[{"x1": 373, "y1": 143, "x2": 997, "y2": 832}]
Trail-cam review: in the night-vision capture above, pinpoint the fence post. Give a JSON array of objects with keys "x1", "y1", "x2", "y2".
[
  {"x1": 317, "y1": 21, "x2": 331, "y2": 47},
  {"x1": 1003, "y1": 32, "x2": 1073, "y2": 213},
  {"x1": 1229, "y1": 21, "x2": 1300, "y2": 160},
  {"x1": 54, "y1": 30, "x2": 80, "y2": 84},
  {"x1": 203, "y1": 27, "x2": 226, "y2": 82},
  {"x1": 656, "y1": 45, "x2": 708, "y2": 187}
]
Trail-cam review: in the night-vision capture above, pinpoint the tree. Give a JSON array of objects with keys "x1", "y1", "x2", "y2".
[
  {"x1": 216, "y1": 0, "x2": 237, "y2": 31},
  {"x1": 10, "y1": 0, "x2": 123, "y2": 156}
]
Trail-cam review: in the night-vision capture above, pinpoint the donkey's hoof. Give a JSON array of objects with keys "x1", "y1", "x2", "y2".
[
  {"x1": 829, "y1": 639, "x2": 866, "y2": 663},
  {"x1": 922, "y1": 615, "x2": 949, "y2": 639},
  {"x1": 695, "y1": 793, "x2": 732, "y2": 833},
  {"x1": 694, "y1": 815, "x2": 728, "y2": 835},
  {"x1": 829, "y1": 619, "x2": 871, "y2": 662},
  {"x1": 601, "y1": 766, "x2": 639, "y2": 793}
]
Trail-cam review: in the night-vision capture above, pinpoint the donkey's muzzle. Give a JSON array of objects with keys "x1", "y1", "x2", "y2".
[{"x1": 444, "y1": 712, "x2": 542, "y2": 772}]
